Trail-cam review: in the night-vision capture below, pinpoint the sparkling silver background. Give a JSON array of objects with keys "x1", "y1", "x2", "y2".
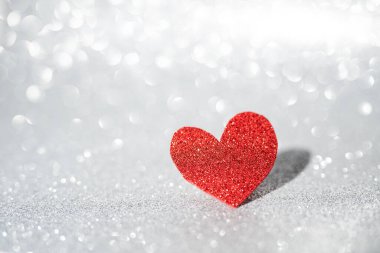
[{"x1": 1, "y1": 0, "x2": 380, "y2": 252}]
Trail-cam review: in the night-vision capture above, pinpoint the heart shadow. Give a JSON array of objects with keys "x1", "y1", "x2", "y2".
[{"x1": 242, "y1": 148, "x2": 311, "y2": 205}]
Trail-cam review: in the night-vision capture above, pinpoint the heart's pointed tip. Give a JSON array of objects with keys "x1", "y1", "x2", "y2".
[
  {"x1": 223, "y1": 199, "x2": 246, "y2": 208},
  {"x1": 231, "y1": 203, "x2": 240, "y2": 208},
  {"x1": 228, "y1": 203, "x2": 243, "y2": 208}
]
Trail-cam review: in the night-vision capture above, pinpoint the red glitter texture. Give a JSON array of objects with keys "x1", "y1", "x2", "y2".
[{"x1": 170, "y1": 112, "x2": 278, "y2": 208}]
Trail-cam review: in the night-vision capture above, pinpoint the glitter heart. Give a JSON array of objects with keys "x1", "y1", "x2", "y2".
[{"x1": 170, "y1": 112, "x2": 278, "y2": 207}]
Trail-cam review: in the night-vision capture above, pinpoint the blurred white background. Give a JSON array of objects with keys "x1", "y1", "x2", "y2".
[{"x1": 0, "y1": 0, "x2": 380, "y2": 252}]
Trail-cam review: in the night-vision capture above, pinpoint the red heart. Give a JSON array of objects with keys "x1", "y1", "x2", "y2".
[{"x1": 170, "y1": 112, "x2": 278, "y2": 207}]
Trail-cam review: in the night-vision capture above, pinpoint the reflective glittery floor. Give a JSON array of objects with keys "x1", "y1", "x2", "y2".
[{"x1": 1, "y1": 0, "x2": 380, "y2": 252}]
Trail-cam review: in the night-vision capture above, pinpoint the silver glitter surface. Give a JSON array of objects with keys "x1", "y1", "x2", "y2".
[{"x1": 1, "y1": 0, "x2": 380, "y2": 252}]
